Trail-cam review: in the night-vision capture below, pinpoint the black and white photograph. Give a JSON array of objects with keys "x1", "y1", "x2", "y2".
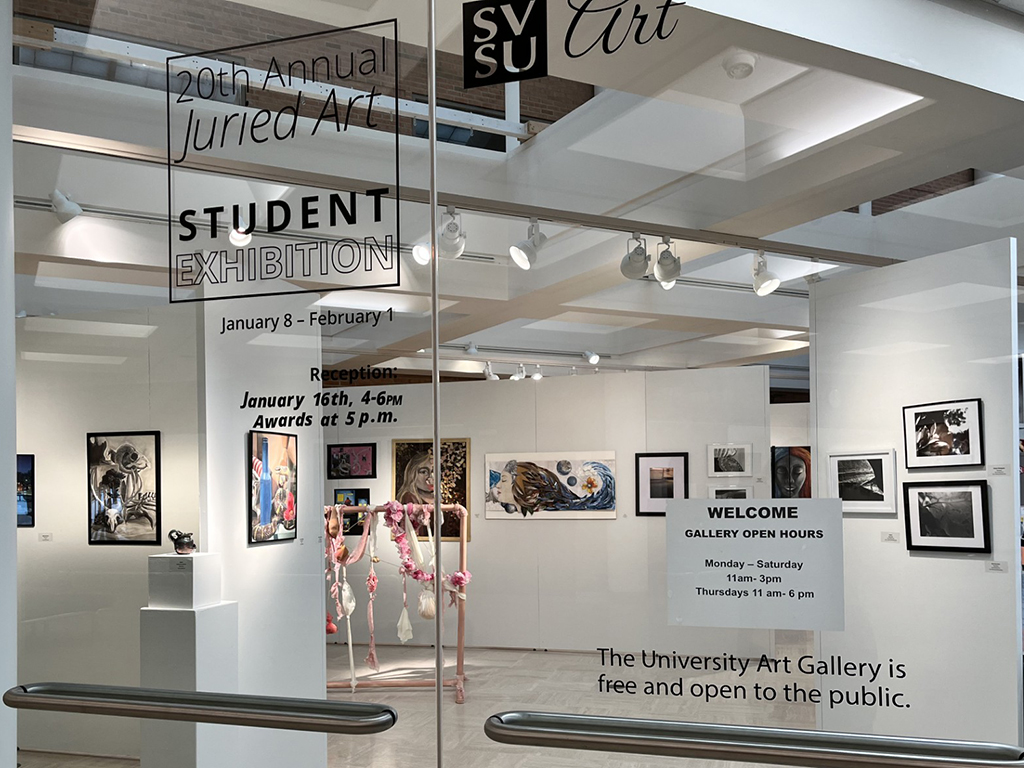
[
  {"x1": 87, "y1": 431, "x2": 161, "y2": 545},
  {"x1": 708, "y1": 485, "x2": 753, "y2": 500},
  {"x1": 902, "y1": 398, "x2": 984, "y2": 470},
  {"x1": 828, "y1": 450, "x2": 895, "y2": 515},
  {"x1": 903, "y1": 480, "x2": 990, "y2": 553},
  {"x1": 707, "y1": 443, "x2": 752, "y2": 477},
  {"x1": 635, "y1": 452, "x2": 688, "y2": 516}
]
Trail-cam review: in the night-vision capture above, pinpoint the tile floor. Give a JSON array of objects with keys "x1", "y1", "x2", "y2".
[{"x1": 19, "y1": 635, "x2": 816, "y2": 768}]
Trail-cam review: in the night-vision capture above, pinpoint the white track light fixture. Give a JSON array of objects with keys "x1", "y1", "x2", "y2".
[
  {"x1": 531, "y1": 365, "x2": 544, "y2": 381},
  {"x1": 49, "y1": 189, "x2": 83, "y2": 224},
  {"x1": 583, "y1": 351, "x2": 600, "y2": 365},
  {"x1": 752, "y1": 250, "x2": 781, "y2": 297},
  {"x1": 509, "y1": 218, "x2": 547, "y2": 270},
  {"x1": 466, "y1": 342, "x2": 479, "y2": 355},
  {"x1": 483, "y1": 361, "x2": 499, "y2": 381},
  {"x1": 439, "y1": 207, "x2": 467, "y2": 258},
  {"x1": 509, "y1": 364, "x2": 527, "y2": 381},
  {"x1": 620, "y1": 233, "x2": 649, "y2": 279},
  {"x1": 654, "y1": 236, "x2": 680, "y2": 289}
]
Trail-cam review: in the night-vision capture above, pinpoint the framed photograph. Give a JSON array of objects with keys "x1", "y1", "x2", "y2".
[
  {"x1": 87, "y1": 432, "x2": 161, "y2": 545},
  {"x1": 772, "y1": 446, "x2": 811, "y2": 498},
  {"x1": 392, "y1": 439, "x2": 470, "y2": 540},
  {"x1": 327, "y1": 443, "x2": 377, "y2": 479},
  {"x1": 708, "y1": 485, "x2": 753, "y2": 500},
  {"x1": 635, "y1": 453, "x2": 688, "y2": 516},
  {"x1": 903, "y1": 480, "x2": 990, "y2": 553},
  {"x1": 333, "y1": 489, "x2": 370, "y2": 535},
  {"x1": 17, "y1": 454, "x2": 35, "y2": 528},
  {"x1": 902, "y1": 399, "x2": 984, "y2": 469},
  {"x1": 828, "y1": 450, "x2": 896, "y2": 515},
  {"x1": 249, "y1": 431, "x2": 298, "y2": 545},
  {"x1": 708, "y1": 444, "x2": 752, "y2": 478},
  {"x1": 485, "y1": 451, "x2": 616, "y2": 519}
]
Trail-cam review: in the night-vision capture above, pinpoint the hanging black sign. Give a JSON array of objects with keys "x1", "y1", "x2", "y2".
[{"x1": 463, "y1": 0, "x2": 549, "y2": 89}]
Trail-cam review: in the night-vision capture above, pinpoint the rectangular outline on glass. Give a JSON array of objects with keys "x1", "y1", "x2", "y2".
[{"x1": 165, "y1": 19, "x2": 402, "y2": 303}]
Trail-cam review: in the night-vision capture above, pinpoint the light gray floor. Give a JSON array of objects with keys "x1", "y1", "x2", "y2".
[{"x1": 19, "y1": 635, "x2": 815, "y2": 768}]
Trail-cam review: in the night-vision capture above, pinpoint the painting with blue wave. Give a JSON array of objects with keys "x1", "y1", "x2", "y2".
[{"x1": 485, "y1": 452, "x2": 617, "y2": 519}]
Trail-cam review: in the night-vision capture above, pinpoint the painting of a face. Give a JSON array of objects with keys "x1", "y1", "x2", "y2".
[
  {"x1": 772, "y1": 446, "x2": 811, "y2": 499},
  {"x1": 392, "y1": 439, "x2": 470, "y2": 541}
]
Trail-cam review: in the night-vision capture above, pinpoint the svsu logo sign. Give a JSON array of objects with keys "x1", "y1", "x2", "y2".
[{"x1": 463, "y1": 0, "x2": 548, "y2": 88}]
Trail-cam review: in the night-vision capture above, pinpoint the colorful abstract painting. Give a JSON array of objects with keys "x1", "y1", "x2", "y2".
[
  {"x1": 327, "y1": 443, "x2": 377, "y2": 479},
  {"x1": 485, "y1": 452, "x2": 616, "y2": 519}
]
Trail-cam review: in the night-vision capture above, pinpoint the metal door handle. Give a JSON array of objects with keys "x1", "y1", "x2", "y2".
[
  {"x1": 485, "y1": 711, "x2": 1024, "y2": 768},
  {"x1": 5, "y1": 683, "x2": 397, "y2": 735}
]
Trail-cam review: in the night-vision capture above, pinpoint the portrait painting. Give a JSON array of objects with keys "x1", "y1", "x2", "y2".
[
  {"x1": 392, "y1": 439, "x2": 469, "y2": 540},
  {"x1": 772, "y1": 446, "x2": 811, "y2": 498}
]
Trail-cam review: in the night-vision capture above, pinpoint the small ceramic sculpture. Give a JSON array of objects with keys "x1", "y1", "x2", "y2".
[{"x1": 168, "y1": 530, "x2": 197, "y2": 555}]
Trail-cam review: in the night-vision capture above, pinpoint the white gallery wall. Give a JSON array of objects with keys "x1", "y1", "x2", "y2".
[
  {"x1": 812, "y1": 239, "x2": 1022, "y2": 743},
  {"x1": 322, "y1": 367, "x2": 773, "y2": 656},
  {"x1": 202, "y1": 294, "x2": 327, "y2": 768},
  {"x1": 14, "y1": 305, "x2": 202, "y2": 757}
]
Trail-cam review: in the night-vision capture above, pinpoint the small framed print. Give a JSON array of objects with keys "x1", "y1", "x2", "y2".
[
  {"x1": 903, "y1": 480, "x2": 990, "y2": 553},
  {"x1": 708, "y1": 485, "x2": 753, "y2": 500},
  {"x1": 17, "y1": 454, "x2": 35, "y2": 528},
  {"x1": 708, "y1": 443, "x2": 753, "y2": 477},
  {"x1": 333, "y1": 489, "x2": 370, "y2": 535},
  {"x1": 327, "y1": 443, "x2": 377, "y2": 480},
  {"x1": 829, "y1": 450, "x2": 896, "y2": 515},
  {"x1": 635, "y1": 452, "x2": 688, "y2": 516},
  {"x1": 902, "y1": 399, "x2": 984, "y2": 470}
]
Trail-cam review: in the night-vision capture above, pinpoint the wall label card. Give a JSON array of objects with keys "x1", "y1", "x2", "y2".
[{"x1": 666, "y1": 499, "x2": 844, "y2": 631}]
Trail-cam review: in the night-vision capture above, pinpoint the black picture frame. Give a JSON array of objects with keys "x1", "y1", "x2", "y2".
[
  {"x1": 17, "y1": 453, "x2": 35, "y2": 528},
  {"x1": 333, "y1": 489, "x2": 370, "y2": 535},
  {"x1": 635, "y1": 452, "x2": 689, "y2": 517},
  {"x1": 248, "y1": 430, "x2": 298, "y2": 546},
  {"x1": 902, "y1": 398, "x2": 984, "y2": 470},
  {"x1": 87, "y1": 431, "x2": 161, "y2": 546},
  {"x1": 327, "y1": 443, "x2": 377, "y2": 479},
  {"x1": 903, "y1": 479, "x2": 991, "y2": 553}
]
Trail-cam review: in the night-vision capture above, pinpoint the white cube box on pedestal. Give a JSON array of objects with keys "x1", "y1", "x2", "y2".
[{"x1": 148, "y1": 552, "x2": 222, "y2": 609}]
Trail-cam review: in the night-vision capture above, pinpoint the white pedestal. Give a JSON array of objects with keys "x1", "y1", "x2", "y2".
[
  {"x1": 141, "y1": 554, "x2": 239, "y2": 768},
  {"x1": 148, "y1": 552, "x2": 222, "y2": 609}
]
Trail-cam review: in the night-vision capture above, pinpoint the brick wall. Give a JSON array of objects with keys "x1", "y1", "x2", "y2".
[{"x1": 15, "y1": 0, "x2": 593, "y2": 133}]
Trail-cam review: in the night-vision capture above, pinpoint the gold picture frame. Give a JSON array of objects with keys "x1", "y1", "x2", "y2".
[{"x1": 391, "y1": 438, "x2": 470, "y2": 542}]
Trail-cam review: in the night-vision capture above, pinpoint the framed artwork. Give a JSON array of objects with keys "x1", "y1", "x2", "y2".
[
  {"x1": 772, "y1": 446, "x2": 811, "y2": 498},
  {"x1": 708, "y1": 485, "x2": 753, "y2": 500},
  {"x1": 635, "y1": 452, "x2": 688, "y2": 516},
  {"x1": 485, "y1": 452, "x2": 616, "y2": 519},
  {"x1": 903, "y1": 480, "x2": 990, "y2": 553},
  {"x1": 248, "y1": 431, "x2": 298, "y2": 545},
  {"x1": 16, "y1": 454, "x2": 35, "y2": 528},
  {"x1": 334, "y1": 489, "x2": 370, "y2": 536},
  {"x1": 87, "y1": 432, "x2": 161, "y2": 545},
  {"x1": 708, "y1": 444, "x2": 752, "y2": 478},
  {"x1": 828, "y1": 450, "x2": 896, "y2": 515},
  {"x1": 392, "y1": 439, "x2": 470, "y2": 540},
  {"x1": 902, "y1": 399, "x2": 984, "y2": 470},
  {"x1": 327, "y1": 443, "x2": 377, "y2": 479}
]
